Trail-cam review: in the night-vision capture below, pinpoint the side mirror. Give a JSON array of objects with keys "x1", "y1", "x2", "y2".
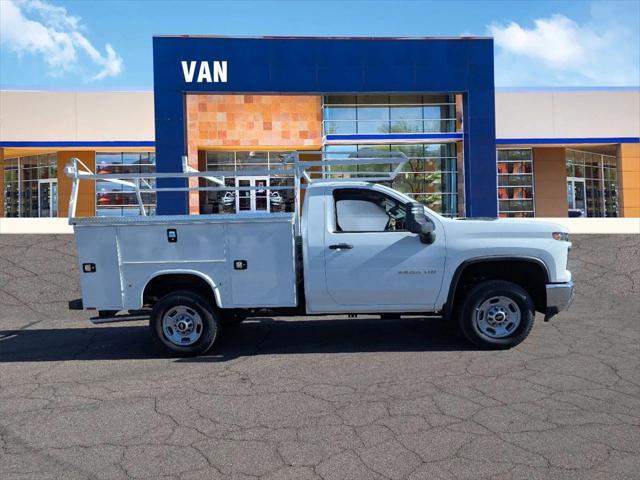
[
  {"x1": 406, "y1": 202, "x2": 436, "y2": 244},
  {"x1": 418, "y1": 221, "x2": 436, "y2": 245}
]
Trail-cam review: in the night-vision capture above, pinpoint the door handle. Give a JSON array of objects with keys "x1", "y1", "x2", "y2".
[{"x1": 329, "y1": 243, "x2": 353, "y2": 250}]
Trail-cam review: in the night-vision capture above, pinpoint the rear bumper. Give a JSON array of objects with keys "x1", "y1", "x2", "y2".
[{"x1": 545, "y1": 281, "x2": 574, "y2": 321}]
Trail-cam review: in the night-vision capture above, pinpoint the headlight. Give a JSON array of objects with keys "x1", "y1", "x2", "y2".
[{"x1": 552, "y1": 232, "x2": 569, "y2": 242}]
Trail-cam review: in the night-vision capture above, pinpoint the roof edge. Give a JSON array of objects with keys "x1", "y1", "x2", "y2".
[{"x1": 152, "y1": 34, "x2": 493, "y2": 40}]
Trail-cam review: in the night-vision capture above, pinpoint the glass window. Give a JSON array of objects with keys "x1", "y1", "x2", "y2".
[
  {"x1": 390, "y1": 106, "x2": 422, "y2": 120},
  {"x1": 566, "y1": 148, "x2": 618, "y2": 217},
  {"x1": 356, "y1": 106, "x2": 389, "y2": 134},
  {"x1": 326, "y1": 95, "x2": 357, "y2": 104},
  {"x1": 3, "y1": 153, "x2": 56, "y2": 217},
  {"x1": 333, "y1": 188, "x2": 407, "y2": 232},
  {"x1": 236, "y1": 151, "x2": 269, "y2": 170},
  {"x1": 96, "y1": 151, "x2": 156, "y2": 216},
  {"x1": 323, "y1": 94, "x2": 458, "y2": 136},
  {"x1": 357, "y1": 107, "x2": 389, "y2": 121},
  {"x1": 357, "y1": 95, "x2": 389, "y2": 105},
  {"x1": 324, "y1": 121, "x2": 357, "y2": 135},
  {"x1": 324, "y1": 143, "x2": 458, "y2": 217},
  {"x1": 323, "y1": 106, "x2": 357, "y2": 134},
  {"x1": 200, "y1": 150, "x2": 295, "y2": 214},
  {"x1": 389, "y1": 95, "x2": 422, "y2": 104},
  {"x1": 422, "y1": 105, "x2": 445, "y2": 119},
  {"x1": 496, "y1": 149, "x2": 535, "y2": 217},
  {"x1": 389, "y1": 120, "x2": 423, "y2": 133},
  {"x1": 206, "y1": 151, "x2": 235, "y2": 171},
  {"x1": 324, "y1": 106, "x2": 357, "y2": 121}
]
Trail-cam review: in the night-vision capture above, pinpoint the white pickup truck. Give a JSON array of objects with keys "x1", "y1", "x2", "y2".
[{"x1": 67, "y1": 152, "x2": 574, "y2": 356}]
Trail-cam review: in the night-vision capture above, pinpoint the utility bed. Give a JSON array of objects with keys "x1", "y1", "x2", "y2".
[{"x1": 73, "y1": 213, "x2": 297, "y2": 311}]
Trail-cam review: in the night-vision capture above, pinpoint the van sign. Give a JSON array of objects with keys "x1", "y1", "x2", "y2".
[{"x1": 181, "y1": 61, "x2": 227, "y2": 83}]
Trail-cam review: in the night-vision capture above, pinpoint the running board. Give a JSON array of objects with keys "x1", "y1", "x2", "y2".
[{"x1": 90, "y1": 314, "x2": 150, "y2": 325}]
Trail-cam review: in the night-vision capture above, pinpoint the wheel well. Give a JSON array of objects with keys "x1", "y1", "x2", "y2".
[
  {"x1": 143, "y1": 274, "x2": 216, "y2": 308},
  {"x1": 450, "y1": 260, "x2": 548, "y2": 314}
]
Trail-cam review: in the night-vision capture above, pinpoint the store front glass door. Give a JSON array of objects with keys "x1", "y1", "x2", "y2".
[
  {"x1": 566, "y1": 178, "x2": 586, "y2": 217},
  {"x1": 38, "y1": 179, "x2": 58, "y2": 217},
  {"x1": 235, "y1": 177, "x2": 270, "y2": 213}
]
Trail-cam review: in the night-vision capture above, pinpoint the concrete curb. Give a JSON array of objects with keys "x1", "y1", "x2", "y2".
[
  {"x1": 0, "y1": 218, "x2": 74, "y2": 234},
  {"x1": 1, "y1": 216, "x2": 639, "y2": 235}
]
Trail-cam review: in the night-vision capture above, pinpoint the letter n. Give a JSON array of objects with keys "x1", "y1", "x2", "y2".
[{"x1": 213, "y1": 61, "x2": 227, "y2": 83}]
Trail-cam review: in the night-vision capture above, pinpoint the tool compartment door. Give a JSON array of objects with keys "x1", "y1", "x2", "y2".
[
  {"x1": 226, "y1": 219, "x2": 297, "y2": 307},
  {"x1": 74, "y1": 225, "x2": 123, "y2": 310}
]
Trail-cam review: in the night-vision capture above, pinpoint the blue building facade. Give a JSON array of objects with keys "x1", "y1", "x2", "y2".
[{"x1": 152, "y1": 36, "x2": 497, "y2": 216}]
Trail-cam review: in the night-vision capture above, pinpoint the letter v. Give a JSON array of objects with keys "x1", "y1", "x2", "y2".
[{"x1": 181, "y1": 61, "x2": 196, "y2": 83}]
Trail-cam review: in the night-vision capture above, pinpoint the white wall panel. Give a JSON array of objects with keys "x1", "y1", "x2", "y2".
[
  {"x1": 0, "y1": 91, "x2": 155, "y2": 142},
  {"x1": 496, "y1": 89, "x2": 640, "y2": 140},
  {"x1": 76, "y1": 92, "x2": 154, "y2": 141},
  {"x1": 0, "y1": 91, "x2": 77, "y2": 141},
  {"x1": 2, "y1": 89, "x2": 638, "y2": 143}
]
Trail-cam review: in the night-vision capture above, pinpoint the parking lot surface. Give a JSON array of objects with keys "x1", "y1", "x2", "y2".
[{"x1": 1, "y1": 234, "x2": 639, "y2": 480}]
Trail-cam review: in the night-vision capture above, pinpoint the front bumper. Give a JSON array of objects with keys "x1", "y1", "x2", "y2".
[{"x1": 544, "y1": 281, "x2": 574, "y2": 321}]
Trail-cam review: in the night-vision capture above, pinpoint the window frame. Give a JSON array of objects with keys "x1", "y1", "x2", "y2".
[{"x1": 496, "y1": 148, "x2": 536, "y2": 218}]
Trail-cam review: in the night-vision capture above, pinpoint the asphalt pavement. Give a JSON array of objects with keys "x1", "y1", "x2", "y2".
[{"x1": 0, "y1": 234, "x2": 639, "y2": 479}]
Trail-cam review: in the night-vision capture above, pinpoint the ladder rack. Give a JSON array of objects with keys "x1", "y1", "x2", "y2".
[{"x1": 64, "y1": 150, "x2": 409, "y2": 234}]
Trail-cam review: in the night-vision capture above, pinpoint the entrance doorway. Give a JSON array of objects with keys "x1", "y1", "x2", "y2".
[
  {"x1": 566, "y1": 178, "x2": 586, "y2": 217},
  {"x1": 235, "y1": 177, "x2": 271, "y2": 213},
  {"x1": 38, "y1": 179, "x2": 58, "y2": 217}
]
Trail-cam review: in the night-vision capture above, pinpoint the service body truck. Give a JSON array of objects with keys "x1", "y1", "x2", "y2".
[{"x1": 67, "y1": 153, "x2": 574, "y2": 356}]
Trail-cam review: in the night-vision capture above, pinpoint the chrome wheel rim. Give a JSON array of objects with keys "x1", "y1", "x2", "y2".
[
  {"x1": 162, "y1": 305, "x2": 203, "y2": 346},
  {"x1": 475, "y1": 296, "x2": 521, "y2": 339}
]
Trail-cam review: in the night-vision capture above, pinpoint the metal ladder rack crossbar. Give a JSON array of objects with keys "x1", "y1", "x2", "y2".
[{"x1": 64, "y1": 150, "x2": 409, "y2": 234}]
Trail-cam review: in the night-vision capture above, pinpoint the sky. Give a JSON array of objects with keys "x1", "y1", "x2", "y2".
[{"x1": 0, "y1": 0, "x2": 639, "y2": 90}]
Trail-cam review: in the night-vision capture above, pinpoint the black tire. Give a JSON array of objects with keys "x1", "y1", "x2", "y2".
[
  {"x1": 150, "y1": 290, "x2": 220, "y2": 357},
  {"x1": 458, "y1": 280, "x2": 535, "y2": 349},
  {"x1": 221, "y1": 311, "x2": 247, "y2": 328}
]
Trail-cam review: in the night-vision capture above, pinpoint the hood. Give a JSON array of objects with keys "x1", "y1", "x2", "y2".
[{"x1": 444, "y1": 217, "x2": 568, "y2": 237}]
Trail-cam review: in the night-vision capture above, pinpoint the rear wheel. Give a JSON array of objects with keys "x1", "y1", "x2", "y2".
[
  {"x1": 150, "y1": 290, "x2": 219, "y2": 357},
  {"x1": 458, "y1": 280, "x2": 535, "y2": 349}
]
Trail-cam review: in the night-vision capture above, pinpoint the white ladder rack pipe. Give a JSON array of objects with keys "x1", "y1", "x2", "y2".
[{"x1": 65, "y1": 151, "x2": 410, "y2": 236}]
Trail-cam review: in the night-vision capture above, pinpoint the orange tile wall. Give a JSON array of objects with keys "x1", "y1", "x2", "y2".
[
  {"x1": 533, "y1": 147, "x2": 569, "y2": 217},
  {"x1": 57, "y1": 150, "x2": 96, "y2": 217},
  {"x1": 185, "y1": 94, "x2": 323, "y2": 213},
  {"x1": 618, "y1": 144, "x2": 640, "y2": 217}
]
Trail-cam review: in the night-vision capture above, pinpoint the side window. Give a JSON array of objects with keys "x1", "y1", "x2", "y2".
[{"x1": 333, "y1": 188, "x2": 407, "y2": 232}]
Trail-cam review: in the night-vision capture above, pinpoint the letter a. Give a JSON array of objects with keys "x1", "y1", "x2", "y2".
[{"x1": 197, "y1": 62, "x2": 212, "y2": 83}]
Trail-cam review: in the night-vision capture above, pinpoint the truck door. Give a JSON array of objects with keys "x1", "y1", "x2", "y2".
[{"x1": 323, "y1": 187, "x2": 445, "y2": 309}]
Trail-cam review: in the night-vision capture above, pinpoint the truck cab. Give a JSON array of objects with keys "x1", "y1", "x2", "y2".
[{"x1": 302, "y1": 182, "x2": 446, "y2": 314}]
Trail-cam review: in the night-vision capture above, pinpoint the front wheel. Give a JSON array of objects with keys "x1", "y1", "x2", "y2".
[
  {"x1": 150, "y1": 290, "x2": 220, "y2": 357},
  {"x1": 458, "y1": 280, "x2": 535, "y2": 349}
]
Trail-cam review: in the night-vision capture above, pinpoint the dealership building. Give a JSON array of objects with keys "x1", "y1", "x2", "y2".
[{"x1": 1, "y1": 36, "x2": 639, "y2": 220}]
